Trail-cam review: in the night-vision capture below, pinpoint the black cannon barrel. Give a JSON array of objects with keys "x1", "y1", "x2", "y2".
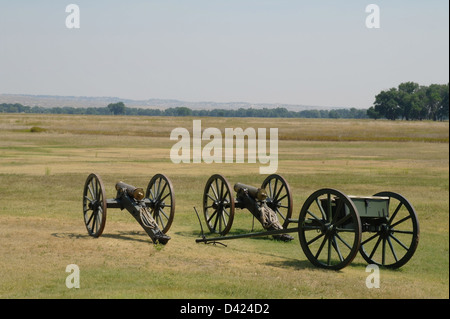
[
  {"x1": 115, "y1": 181, "x2": 145, "y2": 201},
  {"x1": 234, "y1": 183, "x2": 267, "y2": 201}
]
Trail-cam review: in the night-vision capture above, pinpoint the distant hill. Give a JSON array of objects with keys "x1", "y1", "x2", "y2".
[{"x1": 0, "y1": 94, "x2": 347, "y2": 111}]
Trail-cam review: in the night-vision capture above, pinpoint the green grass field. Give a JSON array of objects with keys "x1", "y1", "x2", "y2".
[{"x1": 0, "y1": 114, "x2": 448, "y2": 299}]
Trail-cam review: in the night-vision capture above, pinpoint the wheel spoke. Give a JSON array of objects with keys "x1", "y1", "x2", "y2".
[
  {"x1": 157, "y1": 182, "x2": 168, "y2": 200},
  {"x1": 388, "y1": 202, "x2": 403, "y2": 225},
  {"x1": 274, "y1": 184, "x2": 285, "y2": 201},
  {"x1": 88, "y1": 184, "x2": 95, "y2": 201},
  {"x1": 389, "y1": 233, "x2": 410, "y2": 251},
  {"x1": 392, "y1": 229, "x2": 414, "y2": 235},
  {"x1": 390, "y1": 215, "x2": 411, "y2": 228},
  {"x1": 210, "y1": 185, "x2": 219, "y2": 200},
  {"x1": 158, "y1": 208, "x2": 167, "y2": 230},
  {"x1": 273, "y1": 178, "x2": 279, "y2": 200},
  {"x1": 332, "y1": 236, "x2": 344, "y2": 262},
  {"x1": 369, "y1": 236, "x2": 383, "y2": 259},
  {"x1": 160, "y1": 192, "x2": 171, "y2": 202},
  {"x1": 307, "y1": 232, "x2": 324, "y2": 245},
  {"x1": 361, "y1": 232, "x2": 380, "y2": 246},
  {"x1": 335, "y1": 232, "x2": 353, "y2": 250},
  {"x1": 387, "y1": 236, "x2": 399, "y2": 262},
  {"x1": 275, "y1": 207, "x2": 286, "y2": 221},
  {"x1": 215, "y1": 179, "x2": 220, "y2": 200},
  {"x1": 91, "y1": 211, "x2": 97, "y2": 233},
  {"x1": 158, "y1": 207, "x2": 169, "y2": 221},
  {"x1": 221, "y1": 209, "x2": 228, "y2": 228},
  {"x1": 219, "y1": 180, "x2": 224, "y2": 201},
  {"x1": 315, "y1": 198, "x2": 327, "y2": 220},
  {"x1": 314, "y1": 235, "x2": 328, "y2": 260},
  {"x1": 306, "y1": 210, "x2": 324, "y2": 224},
  {"x1": 326, "y1": 194, "x2": 332, "y2": 221},
  {"x1": 86, "y1": 210, "x2": 95, "y2": 226},
  {"x1": 267, "y1": 179, "x2": 274, "y2": 198},
  {"x1": 207, "y1": 209, "x2": 218, "y2": 224}
]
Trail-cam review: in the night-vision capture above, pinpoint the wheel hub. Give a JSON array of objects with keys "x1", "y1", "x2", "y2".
[
  {"x1": 88, "y1": 200, "x2": 100, "y2": 211},
  {"x1": 323, "y1": 223, "x2": 336, "y2": 235},
  {"x1": 379, "y1": 223, "x2": 391, "y2": 238}
]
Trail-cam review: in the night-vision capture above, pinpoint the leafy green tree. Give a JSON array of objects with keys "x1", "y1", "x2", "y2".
[
  {"x1": 425, "y1": 84, "x2": 444, "y2": 121},
  {"x1": 366, "y1": 106, "x2": 381, "y2": 119},
  {"x1": 437, "y1": 83, "x2": 449, "y2": 121},
  {"x1": 107, "y1": 102, "x2": 126, "y2": 115},
  {"x1": 374, "y1": 88, "x2": 399, "y2": 120},
  {"x1": 397, "y1": 82, "x2": 420, "y2": 120}
]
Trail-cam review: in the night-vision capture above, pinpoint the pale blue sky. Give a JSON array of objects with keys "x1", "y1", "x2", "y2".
[{"x1": 0, "y1": 0, "x2": 448, "y2": 108}]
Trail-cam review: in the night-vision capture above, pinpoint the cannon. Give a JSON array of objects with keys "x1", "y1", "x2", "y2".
[
  {"x1": 82, "y1": 173, "x2": 175, "y2": 245},
  {"x1": 201, "y1": 174, "x2": 293, "y2": 239},
  {"x1": 196, "y1": 175, "x2": 420, "y2": 270}
]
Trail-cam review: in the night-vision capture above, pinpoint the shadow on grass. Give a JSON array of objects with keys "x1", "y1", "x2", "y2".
[
  {"x1": 264, "y1": 258, "x2": 315, "y2": 270},
  {"x1": 51, "y1": 230, "x2": 152, "y2": 244},
  {"x1": 176, "y1": 227, "x2": 285, "y2": 239}
]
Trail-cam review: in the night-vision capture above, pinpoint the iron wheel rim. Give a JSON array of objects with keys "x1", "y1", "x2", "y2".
[
  {"x1": 359, "y1": 191, "x2": 420, "y2": 269},
  {"x1": 298, "y1": 188, "x2": 362, "y2": 270},
  {"x1": 145, "y1": 174, "x2": 175, "y2": 234},
  {"x1": 82, "y1": 173, "x2": 107, "y2": 237},
  {"x1": 203, "y1": 174, "x2": 235, "y2": 235}
]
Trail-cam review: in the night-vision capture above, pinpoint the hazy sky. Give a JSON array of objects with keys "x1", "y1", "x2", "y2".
[{"x1": 0, "y1": 0, "x2": 448, "y2": 108}]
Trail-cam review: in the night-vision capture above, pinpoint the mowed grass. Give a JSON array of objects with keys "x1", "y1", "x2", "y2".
[{"x1": 0, "y1": 114, "x2": 448, "y2": 299}]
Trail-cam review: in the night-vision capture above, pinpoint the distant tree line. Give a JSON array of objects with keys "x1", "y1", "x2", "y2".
[
  {"x1": 3, "y1": 83, "x2": 448, "y2": 121},
  {"x1": 0, "y1": 101, "x2": 369, "y2": 119},
  {"x1": 367, "y1": 82, "x2": 449, "y2": 121}
]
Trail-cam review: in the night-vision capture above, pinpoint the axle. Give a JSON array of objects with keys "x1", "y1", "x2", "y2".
[{"x1": 196, "y1": 227, "x2": 298, "y2": 244}]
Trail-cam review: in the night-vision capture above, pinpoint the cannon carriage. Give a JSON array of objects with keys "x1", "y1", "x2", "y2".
[
  {"x1": 202, "y1": 174, "x2": 293, "y2": 237},
  {"x1": 197, "y1": 174, "x2": 420, "y2": 270},
  {"x1": 82, "y1": 173, "x2": 175, "y2": 245}
]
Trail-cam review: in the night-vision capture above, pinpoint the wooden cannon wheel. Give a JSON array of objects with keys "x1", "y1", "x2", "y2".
[
  {"x1": 261, "y1": 174, "x2": 293, "y2": 229},
  {"x1": 298, "y1": 188, "x2": 362, "y2": 270},
  {"x1": 145, "y1": 174, "x2": 176, "y2": 234},
  {"x1": 359, "y1": 191, "x2": 420, "y2": 269},
  {"x1": 82, "y1": 173, "x2": 107, "y2": 237},
  {"x1": 203, "y1": 174, "x2": 235, "y2": 236}
]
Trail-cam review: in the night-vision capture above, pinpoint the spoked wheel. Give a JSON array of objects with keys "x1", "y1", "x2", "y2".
[
  {"x1": 203, "y1": 174, "x2": 235, "y2": 235},
  {"x1": 145, "y1": 174, "x2": 175, "y2": 234},
  {"x1": 359, "y1": 192, "x2": 420, "y2": 269},
  {"x1": 261, "y1": 174, "x2": 293, "y2": 228},
  {"x1": 298, "y1": 189, "x2": 362, "y2": 270},
  {"x1": 83, "y1": 173, "x2": 107, "y2": 237}
]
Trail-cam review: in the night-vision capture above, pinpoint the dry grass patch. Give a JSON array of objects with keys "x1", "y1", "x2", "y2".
[{"x1": 0, "y1": 114, "x2": 448, "y2": 298}]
